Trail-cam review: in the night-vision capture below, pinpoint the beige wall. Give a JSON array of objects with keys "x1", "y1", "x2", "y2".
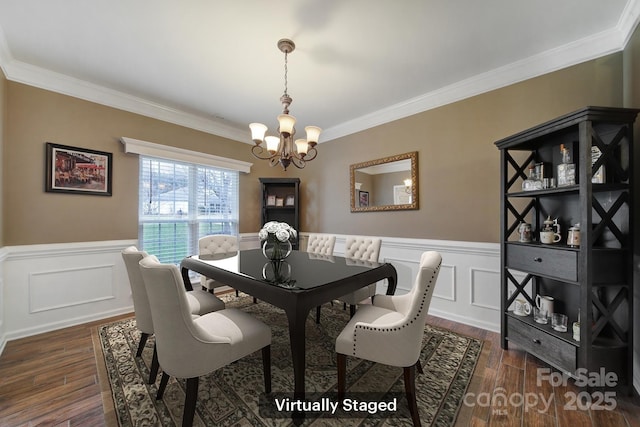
[
  {"x1": 1, "y1": 50, "x2": 634, "y2": 246},
  {"x1": 0, "y1": 68, "x2": 5, "y2": 246},
  {"x1": 2, "y1": 83, "x2": 289, "y2": 245},
  {"x1": 296, "y1": 54, "x2": 626, "y2": 243}
]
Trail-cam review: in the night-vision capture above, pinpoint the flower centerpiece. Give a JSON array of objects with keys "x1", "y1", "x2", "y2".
[{"x1": 258, "y1": 221, "x2": 297, "y2": 260}]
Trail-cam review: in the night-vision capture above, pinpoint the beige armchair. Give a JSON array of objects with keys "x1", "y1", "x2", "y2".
[
  {"x1": 306, "y1": 233, "x2": 336, "y2": 256},
  {"x1": 315, "y1": 236, "x2": 382, "y2": 323},
  {"x1": 121, "y1": 246, "x2": 225, "y2": 384},
  {"x1": 335, "y1": 251, "x2": 442, "y2": 427},
  {"x1": 139, "y1": 255, "x2": 272, "y2": 427},
  {"x1": 339, "y1": 236, "x2": 382, "y2": 315},
  {"x1": 198, "y1": 234, "x2": 239, "y2": 293}
]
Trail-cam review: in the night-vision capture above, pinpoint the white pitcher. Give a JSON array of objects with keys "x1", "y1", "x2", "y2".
[{"x1": 535, "y1": 295, "x2": 554, "y2": 317}]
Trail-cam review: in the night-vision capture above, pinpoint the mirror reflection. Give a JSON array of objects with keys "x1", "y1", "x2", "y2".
[{"x1": 350, "y1": 151, "x2": 418, "y2": 212}]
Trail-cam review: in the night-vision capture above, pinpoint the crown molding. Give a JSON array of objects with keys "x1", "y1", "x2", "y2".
[
  {"x1": 321, "y1": 6, "x2": 640, "y2": 141},
  {"x1": 0, "y1": 24, "x2": 250, "y2": 144},
  {"x1": 1, "y1": 2, "x2": 639, "y2": 144}
]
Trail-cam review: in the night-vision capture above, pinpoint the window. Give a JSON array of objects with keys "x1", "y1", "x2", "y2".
[{"x1": 138, "y1": 156, "x2": 239, "y2": 265}]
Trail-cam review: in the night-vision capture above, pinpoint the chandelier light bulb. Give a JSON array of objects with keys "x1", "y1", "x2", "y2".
[
  {"x1": 265, "y1": 136, "x2": 280, "y2": 153},
  {"x1": 294, "y1": 139, "x2": 309, "y2": 155},
  {"x1": 305, "y1": 126, "x2": 322, "y2": 145},
  {"x1": 277, "y1": 114, "x2": 296, "y2": 135},
  {"x1": 249, "y1": 123, "x2": 268, "y2": 143}
]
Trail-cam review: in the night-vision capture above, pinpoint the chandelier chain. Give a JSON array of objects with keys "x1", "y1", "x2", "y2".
[{"x1": 283, "y1": 51, "x2": 288, "y2": 97}]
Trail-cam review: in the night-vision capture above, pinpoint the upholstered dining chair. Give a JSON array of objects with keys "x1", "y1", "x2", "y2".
[
  {"x1": 308, "y1": 234, "x2": 337, "y2": 323},
  {"x1": 315, "y1": 236, "x2": 381, "y2": 324},
  {"x1": 306, "y1": 233, "x2": 336, "y2": 256},
  {"x1": 121, "y1": 246, "x2": 225, "y2": 384},
  {"x1": 335, "y1": 251, "x2": 442, "y2": 427},
  {"x1": 339, "y1": 236, "x2": 382, "y2": 314},
  {"x1": 139, "y1": 255, "x2": 272, "y2": 427},
  {"x1": 198, "y1": 234, "x2": 239, "y2": 293}
]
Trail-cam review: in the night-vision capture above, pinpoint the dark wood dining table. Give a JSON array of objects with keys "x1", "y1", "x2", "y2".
[{"x1": 180, "y1": 248, "x2": 398, "y2": 399}]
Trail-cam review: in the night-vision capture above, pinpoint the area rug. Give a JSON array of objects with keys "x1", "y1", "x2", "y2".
[{"x1": 95, "y1": 294, "x2": 486, "y2": 426}]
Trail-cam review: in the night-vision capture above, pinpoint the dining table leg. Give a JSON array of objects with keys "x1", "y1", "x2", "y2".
[
  {"x1": 284, "y1": 304, "x2": 310, "y2": 425},
  {"x1": 285, "y1": 306, "x2": 309, "y2": 398}
]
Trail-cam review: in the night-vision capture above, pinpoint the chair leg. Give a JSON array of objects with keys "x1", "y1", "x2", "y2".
[
  {"x1": 156, "y1": 372, "x2": 170, "y2": 400},
  {"x1": 349, "y1": 304, "x2": 356, "y2": 318},
  {"x1": 316, "y1": 305, "x2": 321, "y2": 324},
  {"x1": 416, "y1": 359, "x2": 423, "y2": 375},
  {"x1": 235, "y1": 289, "x2": 239, "y2": 297},
  {"x1": 262, "y1": 345, "x2": 272, "y2": 393},
  {"x1": 136, "y1": 332, "x2": 149, "y2": 357},
  {"x1": 337, "y1": 353, "x2": 347, "y2": 400},
  {"x1": 149, "y1": 343, "x2": 160, "y2": 384},
  {"x1": 403, "y1": 365, "x2": 421, "y2": 427},
  {"x1": 183, "y1": 377, "x2": 199, "y2": 427}
]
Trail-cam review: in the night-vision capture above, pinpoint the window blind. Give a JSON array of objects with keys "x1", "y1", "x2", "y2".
[{"x1": 138, "y1": 156, "x2": 239, "y2": 266}]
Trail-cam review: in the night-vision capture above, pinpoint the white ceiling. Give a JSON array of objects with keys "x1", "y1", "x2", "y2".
[{"x1": 0, "y1": 0, "x2": 638, "y2": 143}]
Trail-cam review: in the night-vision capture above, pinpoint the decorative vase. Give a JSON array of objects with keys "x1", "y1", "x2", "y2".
[{"x1": 262, "y1": 239, "x2": 292, "y2": 261}]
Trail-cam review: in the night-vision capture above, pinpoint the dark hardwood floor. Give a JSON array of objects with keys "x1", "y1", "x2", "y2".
[{"x1": 0, "y1": 311, "x2": 638, "y2": 426}]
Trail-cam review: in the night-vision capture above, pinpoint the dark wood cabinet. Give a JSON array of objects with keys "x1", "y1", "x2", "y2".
[
  {"x1": 495, "y1": 106, "x2": 638, "y2": 391},
  {"x1": 259, "y1": 177, "x2": 300, "y2": 249}
]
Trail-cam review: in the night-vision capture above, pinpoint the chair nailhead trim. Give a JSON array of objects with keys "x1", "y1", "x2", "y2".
[{"x1": 351, "y1": 262, "x2": 440, "y2": 355}]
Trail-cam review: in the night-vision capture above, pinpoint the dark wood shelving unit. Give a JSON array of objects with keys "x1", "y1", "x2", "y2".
[
  {"x1": 259, "y1": 177, "x2": 300, "y2": 249},
  {"x1": 495, "y1": 106, "x2": 638, "y2": 391}
]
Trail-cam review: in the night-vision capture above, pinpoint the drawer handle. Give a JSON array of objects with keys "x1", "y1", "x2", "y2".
[
  {"x1": 532, "y1": 338, "x2": 541, "y2": 344},
  {"x1": 533, "y1": 257, "x2": 542, "y2": 262}
]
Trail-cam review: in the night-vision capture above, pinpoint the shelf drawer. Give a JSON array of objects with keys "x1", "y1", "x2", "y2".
[
  {"x1": 507, "y1": 317, "x2": 576, "y2": 374},
  {"x1": 506, "y1": 245, "x2": 577, "y2": 281}
]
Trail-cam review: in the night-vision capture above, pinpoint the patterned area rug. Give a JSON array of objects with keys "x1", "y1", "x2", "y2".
[{"x1": 96, "y1": 295, "x2": 486, "y2": 426}]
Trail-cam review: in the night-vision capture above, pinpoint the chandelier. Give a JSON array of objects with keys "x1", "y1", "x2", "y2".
[{"x1": 249, "y1": 39, "x2": 321, "y2": 170}]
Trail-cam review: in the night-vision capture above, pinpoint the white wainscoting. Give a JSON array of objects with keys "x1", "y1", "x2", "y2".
[
  {"x1": 1, "y1": 234, "x2": 636, "y2": 395},
  {"x1": 0, "y1": 247, "x2": 7, "y2": 354},
  {"x1": 1, "y1": 240, "x2": 137, "y2": 344},
  {"x1": 298, "y1": 234, "x2": 502, "y2": 333}
]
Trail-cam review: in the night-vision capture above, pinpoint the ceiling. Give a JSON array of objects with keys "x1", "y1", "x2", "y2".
[{"x1": 0, "y1": 1, "x2": 638, "y2": 144}]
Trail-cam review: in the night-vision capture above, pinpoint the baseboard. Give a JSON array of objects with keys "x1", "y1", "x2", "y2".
[
  {"x1": 4, "y1": 306, "x2": 134, "y2": 342},
  {"x1": 428, "y1": 308, "x2": 500, "y2": 333}
]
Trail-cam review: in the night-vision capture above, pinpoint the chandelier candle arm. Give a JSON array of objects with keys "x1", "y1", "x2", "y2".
[{"x1": 248, "y1": 38, "x2": 322, "y2": 170}]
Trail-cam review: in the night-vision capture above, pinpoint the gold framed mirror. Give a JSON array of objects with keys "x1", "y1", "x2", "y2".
[{"x1": 350, "y1": 151, "x2": 418, "y2": 212}]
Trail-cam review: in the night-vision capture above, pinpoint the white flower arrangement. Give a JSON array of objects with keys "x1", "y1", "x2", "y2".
[{"x1": 259, "y1": 221, "x2": 297, "y2": 243}]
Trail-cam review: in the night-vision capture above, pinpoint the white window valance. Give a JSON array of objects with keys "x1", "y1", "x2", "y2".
[{"x1": 120, "y1": 136, "x2": 252, "y2": 173}]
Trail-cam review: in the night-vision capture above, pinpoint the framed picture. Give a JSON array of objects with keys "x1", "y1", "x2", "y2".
[
  {"x1": 393, "y1": 185, "x2": 412, "y2": 205},
  {"x1": 266, "y1": 195, "x2": 276, "y2": 206},
  {"x1": 285, "y1": 195, "x2": 295, "y2": 206},
  {"x1": 275, "y1": 197, "x2": 284, "y2": 207},
  {"x1": 358, "y1": 190, "x2": 369, "y2": 207},
  {"x1": 45, "y1": 142, "x2": 112, "y2": 196}
]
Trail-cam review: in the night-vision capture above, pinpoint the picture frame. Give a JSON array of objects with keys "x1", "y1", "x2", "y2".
[
  {"x1": 275, "y1": 197, "x2": 284, "y2": 207},
  {"x1": 266, "y1": 195, "x2": 276, "y2": 206},
  {"x1": 358, "y1": 190, "x2": 369, "y2": 207},
  {"x1": 285, "y1": 195, "x2": 295, "y2": 206},
  {"x1": 393, "y1": 185, "x2": 412, "y2": 205},
  {"x1": 45, "y1": 142, "x2": 112, "y2": 196}
]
